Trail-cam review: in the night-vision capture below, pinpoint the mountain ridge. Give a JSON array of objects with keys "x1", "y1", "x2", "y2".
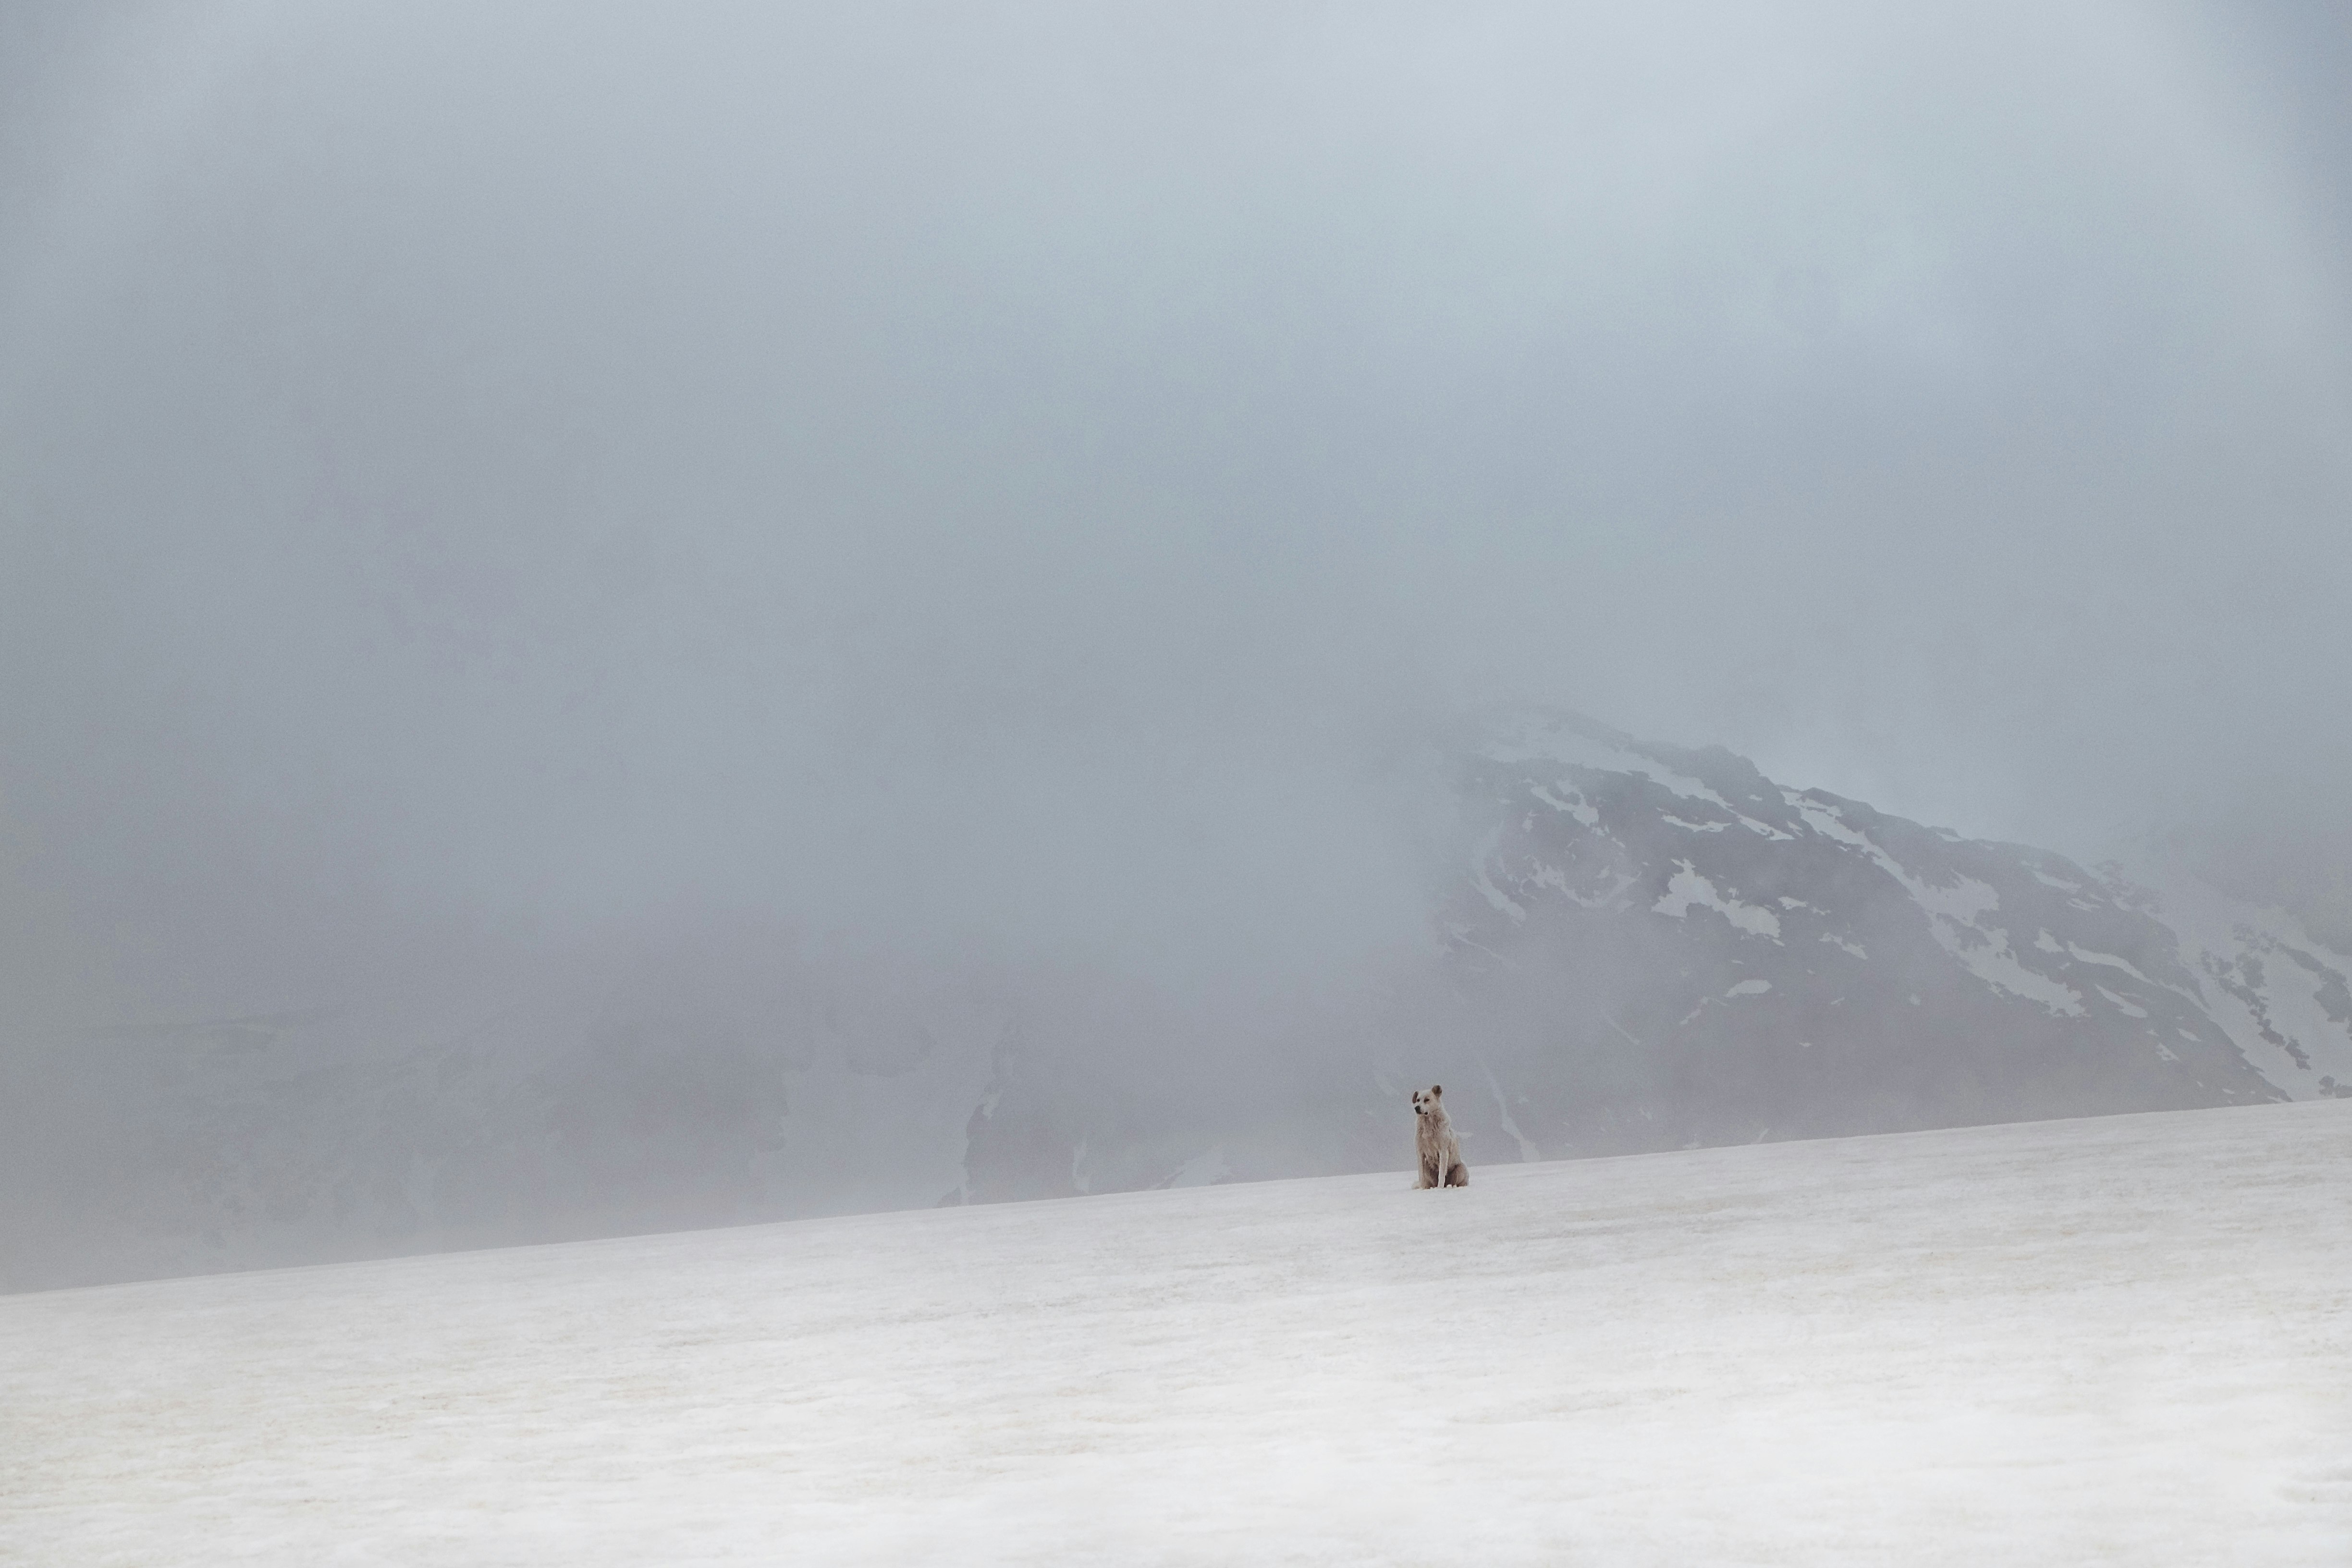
[{"x1": 7, "y1": 708, "x2": 2347, "y2": 1290}]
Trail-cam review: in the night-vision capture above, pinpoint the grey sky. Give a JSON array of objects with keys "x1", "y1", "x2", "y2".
[{"x1": 3, "y1": 1, "x2": 2348, "y2": 1023}]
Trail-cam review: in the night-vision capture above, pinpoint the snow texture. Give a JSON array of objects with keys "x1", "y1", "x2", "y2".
[
  {"x1": 6, "y1": 1101, "x2": 2347, "y2": 1566},
  {"x1": 1652, "y1": 859, "x2": 1782, "y2": 939}
]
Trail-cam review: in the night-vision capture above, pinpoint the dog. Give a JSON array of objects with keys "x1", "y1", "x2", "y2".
[{"x1": 1411, "y1": 1085, "x2": 1469, "y2": 1188}]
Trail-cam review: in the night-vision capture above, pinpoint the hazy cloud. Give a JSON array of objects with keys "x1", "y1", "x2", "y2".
[{"x1": 3, "y1": 0, "x2": 2349, "y2": 1025}]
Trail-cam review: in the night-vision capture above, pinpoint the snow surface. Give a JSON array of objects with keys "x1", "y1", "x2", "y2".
[
  {"x1": 1652, "y1": 859, "x2": 1782, "y2": 939},
  {"x1": 6, "y1": 1102, "x2": 2349, "y2": 1566},
  {"x1": 1528, "y1": 782, "x2": 1599, "y2": 827}
]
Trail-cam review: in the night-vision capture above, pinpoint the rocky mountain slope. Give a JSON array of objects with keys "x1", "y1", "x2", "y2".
[
  {"x1": 8, "y1": 710, "x2": 2347, "y2": 1289},
  {"x1": 958, "y1": 710, "x2": 2348, "y2": 1200},
  {"x1": 1409, "y1": 711, "x2": 2330, "y2": 1148}
]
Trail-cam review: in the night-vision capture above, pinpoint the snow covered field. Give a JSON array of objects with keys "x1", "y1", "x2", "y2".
[{"x1": 6, "y1": 1102, "x2": 2349, "y2": 1565}]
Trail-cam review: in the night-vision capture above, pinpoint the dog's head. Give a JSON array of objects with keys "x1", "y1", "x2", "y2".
[{"x1": 1410, "y1": 1085, "x2": 1446, "y2": 1121}]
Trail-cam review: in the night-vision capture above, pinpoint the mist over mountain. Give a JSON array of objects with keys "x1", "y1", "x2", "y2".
[
  {"x1": 6, "y1": 4, "x2": 2352, "y2": 1297},
  {"x1": 8, "y1": 710, "x2": 2343, "y2": 1292}
]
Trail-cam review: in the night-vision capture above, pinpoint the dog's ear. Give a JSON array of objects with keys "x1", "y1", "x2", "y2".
[{"x1": 1431, "y1": 1084, "x2": 1442, "y2": 1097}]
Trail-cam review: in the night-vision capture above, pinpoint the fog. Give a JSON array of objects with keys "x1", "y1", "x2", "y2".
[{"x1": 3, "y1": 3, "x2": 2350, "y2": 1281}]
